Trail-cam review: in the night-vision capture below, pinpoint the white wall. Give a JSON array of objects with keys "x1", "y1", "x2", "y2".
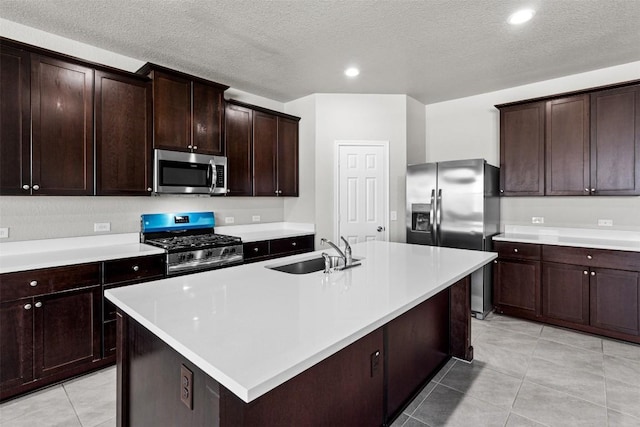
[
  {"x1": 0, "y1": 20, "x2": 287, "y2": 242},
  {"x1": 425, "y1": 60, "x2": 640, "y2": 231},
  {"x1": 314, "y1": 94, "x2": 408, "y2": 244},
  {"x1": 406, "y1": 96, "x2": 426, "y2": 164}
]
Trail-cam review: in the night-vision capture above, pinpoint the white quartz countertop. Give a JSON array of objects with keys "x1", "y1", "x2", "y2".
[
  {"x1": 0, "y1": 233, "x2": 165, "y2": 274},
  {"x1": 105, "y1": 240, "x2": 496, "y2": 403},
  {"x1": 216, "y1": 222, "x2": 315, "y2": 242},
  {"x1": 493, "y1": 226, "x2": 640, "y2": 252}
]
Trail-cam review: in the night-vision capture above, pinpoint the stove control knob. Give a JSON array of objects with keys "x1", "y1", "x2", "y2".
[
  {"x1": 187, "y1": 253, "x2": 195, "y2": 260},
  {"x1": 230, "y1": 248, "x2": 236, "y2": 254},
  {"x1": 206, "y1": 251, "x2": 213, "y2": 258},
  {"x1": 179, "y1": 254, "x2": 186, "y2": 262}
]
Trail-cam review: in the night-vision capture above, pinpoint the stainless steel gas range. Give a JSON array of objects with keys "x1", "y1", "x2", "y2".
[{"x1": 140, "y1": 212, "x2": 243, "y2": 276}]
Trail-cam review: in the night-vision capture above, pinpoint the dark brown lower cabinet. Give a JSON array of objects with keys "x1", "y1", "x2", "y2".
[
  {"x1": 590, "y1": 268, "x2": 640, "y2": 336},
  {"x1": 494, "y1": 259, "x2": 541, "y2": 319},
  {"x1": 117, "y1": 278, "x2": 470, "y2": 426},
  {"x1": 0, "y1": 299, "x2": 34, "y2": 390},
  {"x1": 542, "y1": 262, "x2": 590, "y2": 324}
]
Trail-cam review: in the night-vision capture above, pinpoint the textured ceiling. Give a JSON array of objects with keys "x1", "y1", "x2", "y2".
[{"x1": 1, "y1": 0, "x2": 639, "y2": 104}]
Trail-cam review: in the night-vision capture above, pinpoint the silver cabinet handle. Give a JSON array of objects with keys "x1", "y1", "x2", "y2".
[
  {"x1": 22, "y1": 184, "x2": 30, "y2": 190},
  {"x1": 132, "y1": 265, "x2": 139, "y2": 272},
  {"x1": 24, "y1": 303, "x2": 32, "y2": 310},
  {"x1": 292, "y1": 242, "x2": 297, "y2": 246},
  {"x1": 514, "y1": 248, "x2": 519, "y2": 253},
  {"x1": 591, "y1": 271, "x2": 596, "y2": 276},
  {"x1": 226, "y1": 189, "x2": 231, "y2": 193},
  {"x1": 193, "y1": 146, "x2": 198, "y2": 150},
  {"x1": 187, "y1": 145, "x2": 192, "y2": 149},
  {"x1": 585, "y1": 188, "x2": 589, "y2": 192},
  {"x1": 500, "y1": 189, "x2": 504, "y2": 193},
  {"x1": 587, "y1": 255, "x2": 593, "y2": 260},
  {"x1": 254, "y1": 247, "x2": 259, "y2": 252},
  {"x1": 35, "y1": 301, "x2": 42, "y2": 308},
  {"x1": 494, "y1": 260, "x2": 498, "y2": 264},
  {"x1": 591, "y1": 188, "x2": 595, "y2": 192},
  {"x1": 32, "y1": 184, "x2": 40, "y2": 190},
  {"x1": 147, "y1": 187, "x2": 152, "y2": 192},
  {"x1": 583, "y1": 270, "x2": 588, "y2": 275},
  {"x1": 30, "y1": 280, "x2": 38, "y2": 287}
]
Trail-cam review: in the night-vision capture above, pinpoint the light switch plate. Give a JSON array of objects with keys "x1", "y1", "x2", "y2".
[
  {"x1": 252, "y1": 215, "x2": 261, "y2": 222},
  {"x1": 224, "y1": 217, "x2": 235, "y2": 224},
  {"x1": 531, "y1": 217, "x2": 544, "y2": 224},
  {"x1": 390, "y1": 211, "x2": 397, "y2": 221},
  {"x1": 598, "y1": 219, "x2": 613, "y2": 227},
  {"x1": 0, "y1": 228, "x2": 8, "y2": 239},
  {"x1": 94, "y1": 222, "x2": 110, "y2": 232}
]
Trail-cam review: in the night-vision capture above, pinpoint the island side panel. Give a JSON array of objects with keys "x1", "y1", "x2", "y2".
[
  {"x1": 449, "y1": 276, "x2": 473, "y2": 361},
  {"x1": 384, "y1": 287, "x2": 450, "y2": 422},
  {"x1": 220, "y1": 328, "x2": 384, "y2": 427},
  {"x1": 116, "y1": 311, "x2": 221, "y2": 427}
]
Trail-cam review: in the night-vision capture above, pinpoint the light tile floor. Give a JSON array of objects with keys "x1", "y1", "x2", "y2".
[{"x1": 2, "y1": 313, "x2": 639, "y2": 426}]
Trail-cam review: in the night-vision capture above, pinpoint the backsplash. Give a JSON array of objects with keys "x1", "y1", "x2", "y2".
[{"x1": 0, "y1": 196, "x2": 284, "y2": 242}]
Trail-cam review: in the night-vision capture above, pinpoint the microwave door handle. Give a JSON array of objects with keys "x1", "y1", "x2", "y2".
[{"x1": 209, "y1": 163, "x2": 217, "y2": 193}]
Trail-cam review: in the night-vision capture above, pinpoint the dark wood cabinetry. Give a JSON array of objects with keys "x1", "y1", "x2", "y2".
[
  {"x1": 493, "y1": 243, "x2": 541, "y2": 320},
  {"x1": 494, "y1": 241, "x2": 640, "y2": 344},
  {"x1": 225, "y1": 99, "x2": 300, "y2": 197},
  {"x1": 590, "y1": 85, "x2": 640, "y2": 195},
  {"x1": 0, "y1": 263, "x2": 102, "y2": 400},
  {"x1": 225, "y1": 103, "x2": 254, "y2": 195},
  {"x1": 140, "y1": 64, "x2": 228, "y2": 155},
  {"x1": 242, "y1": 235, "x2": 314, "y2": 263},
  {"x1": 499, "y1": 103, "x2": 545, "y2": 196},
  {"x1": 497, "y1": 80, "x2": 640, "y2": 197},
  {"x1": 95, "y1": 70, "x2": 153, "y2": 195}
]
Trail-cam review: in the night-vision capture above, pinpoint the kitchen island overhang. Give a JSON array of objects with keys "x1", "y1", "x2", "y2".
[{"x1": 107, "y1": 241, "x2": 496, "y2": 426}]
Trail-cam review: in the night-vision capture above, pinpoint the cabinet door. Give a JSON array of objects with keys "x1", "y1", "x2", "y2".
[
  {"x1": 31, "y1": 54, "x2": 94, "y2": 195},
  {"x1": 192, "y1": 81, "x2": 224, "y2": 155},
  {"x1": 224, "y1": 103, "x2": 253, "y2": 195},
  {"x1": 277, "y1": 117, "x2": 299, "y2": 196},
  {"x1": 152, "y1": 70, "x2": 191, "y2": 152},
  {"x1": 253, "y1": 111, "x2": 278, "y2": 196},
  {"x1": 545, "y1": 95, "x2": 590, "y2": 195},
  {"x1": 0, "y1": 45, "x2": 31, "y2": 195},
  {"x1": 33, "y1": 286, "x2": 101, "y2": 379},
  {"x1": 542, "y1": 262, "x2": 590, "y2": 324},
  {"x1": 590, "y1": 85, "x2": 640, "y2": 195},
  {"x1": 95, "y1": 71, "x2": 153, "y2": 195},
  {"x1": 494, "y1": 259, "x2": 541, "y2": 318},
  {"x1": 499, "y1": 102, "x2": 545, "y2": 196},
  {"x1": 0, "y1": 299, "x2": 34, "y2": 390},
  {"x1": 590, "y1": 268, "x2": 640, "y2": 336}
]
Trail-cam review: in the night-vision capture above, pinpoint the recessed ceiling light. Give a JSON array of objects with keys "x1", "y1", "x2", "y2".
[
  {"x1": 345, "y1": 67, "x2": 360, "y2": 77},
  {"x1": 508, "y1": 9, "x2": 535, "y2": 25}
]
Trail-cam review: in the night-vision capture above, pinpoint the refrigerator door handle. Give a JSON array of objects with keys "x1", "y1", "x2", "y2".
[
  {"x1": 429, "y1": 189, "x2": 436, "y2": 237},
  {"x1": 436, "y1": 189, "x2": 443, "y2": 245}
]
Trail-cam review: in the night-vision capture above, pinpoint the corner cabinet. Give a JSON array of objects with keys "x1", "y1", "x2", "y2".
[
  {"x1": 225, "y1": 99, "x2": 300, "y2": 197},
  {"x1": 496, "y1": 80, "x2": 640, "y2": 196},
  {"x1": 95, "y1": 70, "x2": 153, "y2": 195},
  {"x1": 139, "y1": 63, "x2": 228, "y2": 156}
]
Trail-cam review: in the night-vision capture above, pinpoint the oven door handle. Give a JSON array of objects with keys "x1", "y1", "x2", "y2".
[{"x1": 209, "y1": 163, "x2": 217, "y2": 193}]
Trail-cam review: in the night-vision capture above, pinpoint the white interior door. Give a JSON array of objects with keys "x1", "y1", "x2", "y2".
[{"x1": 336, "y1": 142, "x2": 388, "y2": 245}]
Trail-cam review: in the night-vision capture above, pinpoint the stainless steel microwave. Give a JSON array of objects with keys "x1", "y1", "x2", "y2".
[{"x1": 153, "y1": 149, "x2": 227, "y2": 195}]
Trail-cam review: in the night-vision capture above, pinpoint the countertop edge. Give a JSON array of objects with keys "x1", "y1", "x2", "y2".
[{"x1": 493, "y1": 234, "x2": 640, "y2": 252}]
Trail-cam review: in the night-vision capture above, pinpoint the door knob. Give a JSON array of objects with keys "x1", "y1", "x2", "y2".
[{"x1": 377, "y1": 226, "x2": 385, "y2": 232}]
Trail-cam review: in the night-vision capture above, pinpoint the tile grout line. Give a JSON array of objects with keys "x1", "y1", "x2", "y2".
[{"x1": 62, "y1": 382, "x2": 84, "y2": 427}]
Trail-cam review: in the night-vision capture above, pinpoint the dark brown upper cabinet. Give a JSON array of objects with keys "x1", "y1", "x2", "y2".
[
  {"x1": 139, "y1": 64, "x2": 228, "y2": 156},
  {"x1": 225, "y1": 99, "x2": 300, "y2": 197},
  {"x1": 545, "y1": 95, "x2": 590, "y2": 195},
  {"x1": 225, "y1": 103, "x2": 253, "y2": 196},
  {"x1": 590, "y1": 85, "x2": 640, "y2": 195},
  {"x1": 1, "y1": 44, "x2": 94, "y2": 196},
  {"x1": 95, "y1": 70, "x2": 153, "y2": 195},
  {"x1": 499, "y1": 102, "x2": 545, "y2": 196},
  {"x1": 497, "y1": 80, "x2": 640, "y2": 196}
]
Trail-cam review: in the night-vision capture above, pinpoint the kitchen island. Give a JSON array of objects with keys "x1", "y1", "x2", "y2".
[{"x1": 106, "y1": 241, "x2": 496, "y2": 426}]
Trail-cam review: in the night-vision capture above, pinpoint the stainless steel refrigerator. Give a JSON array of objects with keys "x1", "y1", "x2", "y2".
[{"x1": 406, "y1": 158, "x2": 500, "y2": 319}]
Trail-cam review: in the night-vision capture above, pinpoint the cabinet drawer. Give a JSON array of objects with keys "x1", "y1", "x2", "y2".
[
  {"x1": 103, "y1": 254, "x2": 165, "y2": 286},
  {"x1": 495, "y1": 241, "x2": 541, "y2": 261},
  {"x1": 0, "y1": 263, "x2": 100, "y2": 302},
  {"x1": 542, "y1": 245, "x2": 640, "y2": 271},
  {"x1": 243, "y1": 241, "x2": 270, "y2": 260},
  {"x1": 270, "y1": 235, "x2": 314, "y2": 255}
]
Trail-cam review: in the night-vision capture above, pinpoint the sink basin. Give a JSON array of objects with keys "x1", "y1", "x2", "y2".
[{"x1": 267, "y1": 257, "x2": 361, "y2": 274}]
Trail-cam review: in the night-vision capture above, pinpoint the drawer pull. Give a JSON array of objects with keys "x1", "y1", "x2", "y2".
[
  {"x1": 30, "y1": 280, "x2": 38, "y2": 287},
  {"x1": 494, "y1": 260, "x2": 498, "y2": 264},
  {"x1": 591, "y1": 271, "x2": 596, "y2": 276},
  {"x1": 132, "y1": 265, "x2": 139, "y2": 272},
  {"x1": 587, "y1": 255, "x2": 593, "y2": 260},
  {"x1": 24, "y1": 303, "x2": 32, "y2": 310},
  {"x1": 35, "y1": 301, "x2": 42, "y2": 308},
  {"x1": 32, "y1": 184, "x2": 40, "y2": 190},
  {"x1": 292, "y1": 242, "x2": 297, "y2": 246},
  {"x1": 513, "y1": 248, "x2": 518, "y2": 253},
  {"x1": 583, "y1": 270, "x2": 588, "y2": 275},
  {"x1": 254, "y1": 247, "x2": 259, "y2": 252},
  {"x1": 22, "y1": 184, "x2": 30, "y2": 190}
]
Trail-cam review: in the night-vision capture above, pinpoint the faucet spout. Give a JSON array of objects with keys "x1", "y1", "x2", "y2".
[{"x1": 320, "y1": 238, "x2": 346, "y2": 261}]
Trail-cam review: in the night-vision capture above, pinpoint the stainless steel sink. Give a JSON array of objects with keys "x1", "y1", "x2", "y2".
[{"x1": 267, "y1": 257, "x2": 361, "y2": 274}]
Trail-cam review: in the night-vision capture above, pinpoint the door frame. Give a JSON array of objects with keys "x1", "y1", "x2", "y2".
[{"x1": 334, "y1": 140, "x2": 390, "y2": 243}]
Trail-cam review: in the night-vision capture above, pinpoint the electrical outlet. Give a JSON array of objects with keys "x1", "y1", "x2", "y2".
[
  {"x1": 252, "y1": 215, "x2": 261, "y2": 222},
  {"x1": 598, "y1": 219, "x2": 613, "y2": 227},
  {"x1": 94, "y1": 222, "x2": 110, "y2": 232},
  {"x1": 531, "y1": 217, "x2": 544, "y2": 224},
  {"x1": 0, "y1": 228, "x2": 9, "y2": 239},
  {"x1": 180, "y1": 365, "x2": 193, "y2": 410},
  {"x1": 224, "y1": 216, "x2": 235, "y2": 224},
  {"x1": 390, "y1": 211, "x2": 397, "y2": 221}
]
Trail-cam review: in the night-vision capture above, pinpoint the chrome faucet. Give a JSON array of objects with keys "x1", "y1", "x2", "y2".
[{"x1": 320, "y1": 236, "x2": 352, "y2": 267}]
